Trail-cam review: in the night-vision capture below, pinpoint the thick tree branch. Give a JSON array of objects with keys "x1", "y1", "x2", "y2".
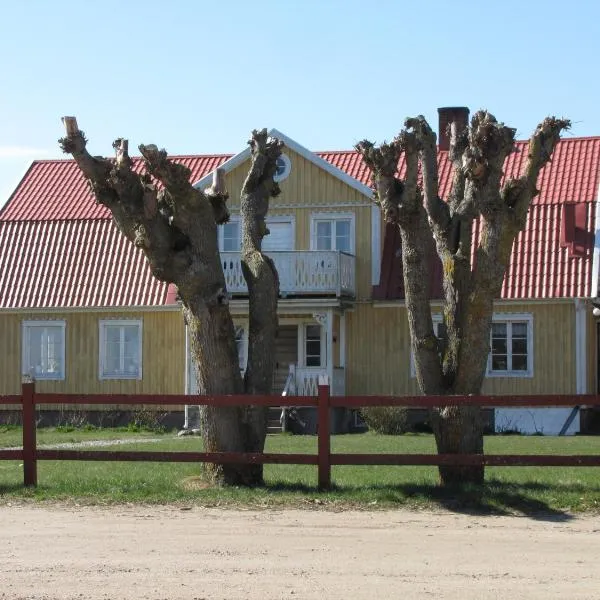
[
  {"x1": 454, "y1": 116, "x2": 570, "y2": 393},
  {"x1": 240, "y1": 129, "x2": 282, "y2": 395},
  {"x1": 407, "y1": 116, "x2": 450, "y2": 233},
  {"x1": 356, "y1": 133, "x2": 444, "y2": 394}
]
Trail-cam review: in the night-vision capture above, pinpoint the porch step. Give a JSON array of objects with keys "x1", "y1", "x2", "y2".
[{"x1": 267, "y1": 406, "x2": 282, "y2": 434}]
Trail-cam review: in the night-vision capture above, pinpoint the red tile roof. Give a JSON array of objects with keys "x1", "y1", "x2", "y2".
[
  {"x1": 0, "y1": 137, "x2": 598, "y2": 308},
  {"x1": 0, "y1": 220, "x2": 169, "y2": 308},
  {"x1": 0, "y1": 155, "x2": 231, "y2": 221}
]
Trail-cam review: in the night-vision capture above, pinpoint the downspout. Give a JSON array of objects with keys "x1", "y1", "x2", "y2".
[
  {"x1": 183, "y1": 323, "x2": 190, "y2": 430},
  {"x1": 560, "y1": 298, "x2": 587, "y2": 434}
]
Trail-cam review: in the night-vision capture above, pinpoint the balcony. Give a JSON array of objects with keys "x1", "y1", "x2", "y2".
[{"x1": 221, "y1": 251, "x2": 355, "y2": 297}]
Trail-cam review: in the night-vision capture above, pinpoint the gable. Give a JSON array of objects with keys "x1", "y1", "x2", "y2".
[{"x1": 215, "y1": 145, "x2": 373, "y2": 211}]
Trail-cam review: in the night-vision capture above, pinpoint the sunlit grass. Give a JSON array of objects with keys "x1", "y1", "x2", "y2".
[{"x1": 1, "y1": 430, "x2": 600, "y2": 514}]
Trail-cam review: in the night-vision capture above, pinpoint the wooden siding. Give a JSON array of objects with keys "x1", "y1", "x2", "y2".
[
  {"x1": 0, "y1": 310, "x2": 186, "y2": 405},
  {"x1": 346, "y1": 301, "x2": 578, "y2": 396},
  {"x1": 223, "y1": 147, "x2": 374, "y2": 300}
]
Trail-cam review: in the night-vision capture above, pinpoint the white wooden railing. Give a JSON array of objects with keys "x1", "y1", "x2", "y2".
[
  {"x1": 294, "y1": 366, "x2": 345, "y2": 397},
  {"x1": 220, "y1": 251, "x2": 355, "y2": 297}
]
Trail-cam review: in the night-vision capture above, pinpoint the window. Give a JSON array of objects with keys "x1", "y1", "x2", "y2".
[
  {"x1": 304, "y1": 324, "x2": 323, "y2": 367},
  {"x1": 409, "y1": 313, "x2": 533, "y2": 378},
  {"x1": 311, "y1": 213, "x2": 355, "y2": 254},
  {"x1": 409, "y1": 316, "x2": 443, "y2": 378},
  {"x1": 235, "y1": 325, "x2": 248, "y2": 374},
  {"x1": 99, "y1": 320, "x2": 142, "y2": 379},
  {"x1": 22, "y1": 321, "x2": 66, "y2": 380},
  {"x1": 220, "y1": 220, "x2": 240, "y2": 252},
  {"x1": 273, "y1": 153, "x2": 291, "y2": 182},
  {"x1": 487, "y1": 316, "x2": 533, "y2": 377}
]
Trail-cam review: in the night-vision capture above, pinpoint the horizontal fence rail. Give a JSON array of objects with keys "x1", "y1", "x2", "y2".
[{"x1": 1, "y1": 382, "x2": 600, "y2": 489}]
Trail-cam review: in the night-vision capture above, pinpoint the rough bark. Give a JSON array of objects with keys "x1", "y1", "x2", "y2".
[
  {"x1": 59, "y1": 119, "x2": 282, "y2": 486},
  {"x1": 357, "y1": 112, "x2": 570, "y2": 486},
  {"x1": 239, "y1": 129, "x2": 283, "y2": 484}
]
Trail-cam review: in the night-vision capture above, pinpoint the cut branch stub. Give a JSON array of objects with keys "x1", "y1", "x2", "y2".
[{"x1": 204, "y1": 167, "x2": 230, "y2": 225}]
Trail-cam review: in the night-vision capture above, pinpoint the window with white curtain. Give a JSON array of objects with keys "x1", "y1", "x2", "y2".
[
  {"x1": 22, "y1": 321, "x2": 66, "y2": 380},
  {"x1": 310, "y1": 213, "x2": 354, "y2": 253},
  {"x1": 99, "y1": 320, "x2": 142, "y2": 379}
]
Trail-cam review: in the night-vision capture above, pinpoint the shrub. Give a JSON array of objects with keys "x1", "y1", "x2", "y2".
[{"x1": 360, "y1": 406, "x2": 408, "y2": 435}]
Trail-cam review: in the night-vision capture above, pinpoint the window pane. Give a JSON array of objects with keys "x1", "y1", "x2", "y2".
[
  {"x1": 235, "y1": 326, "x2": 245, "y2": 370},
  {"x1": 222, "y1": 222, "x2": 240, "y2": 252},
  {"x1": 103, "y1": 323, "x2": 140, "y2": 377},
  {"x1": 491, "y1": 323, "x2": 507, "y2": 337},
  {"x1": 123, "y1": 326, "x2": 140, "y2": 375},
  {"x1": 512, "y1": 322, "x2": 528, "y2": 337},
  {"x1": 492, "y1": 338, "x2": 507, "y2": 354},
  {"x1": 512, "y1": 338, "x2": 527, "y2": 355},
  {"x1": 305, "y1": 325, "x2": 321, "y2": 367},
  {"x1": 335, "y1": 220, "x2": 351, "y2": 252},
  {"x1": 492, "y1": 355, "x2": 508, "y2": 370},
  {"x1": 512, "y1": 355, "x2": 528, "y2": 371},
  {"x1": 316, "y1": 222, "x2": 332, "y2": 250},
  {"x1": 25, "y1": 325, "x2": 64, "y2": 377},
  {"x1": 306, "y1": 340, "x2": 321, "y2": 357},
  {"x1": 106, "y1": 326, "x2": 121, "y2": 345},
  {"x1": 306, "y1": 325, "x2": 321, "y2": 340}
]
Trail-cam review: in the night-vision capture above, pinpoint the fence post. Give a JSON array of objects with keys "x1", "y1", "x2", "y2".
[
  {"x1": 318, "y1": 379, "x2": 331, "y2": 491},
  {"x1": 22, "y1": 380, "x2": 37, "y2": 487}
]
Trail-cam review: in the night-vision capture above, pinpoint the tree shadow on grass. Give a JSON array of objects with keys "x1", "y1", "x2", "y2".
[
  {"x1": 266, "y1": 479, "x2": 589, "y2": 521},
  {"x1": 0, "y1": 482, "x2": 29, "y2": 495}
]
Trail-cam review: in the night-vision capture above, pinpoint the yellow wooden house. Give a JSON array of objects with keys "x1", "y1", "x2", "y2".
[{"x1": 1, "y1": 113, "x2": 599, "y2": 434}]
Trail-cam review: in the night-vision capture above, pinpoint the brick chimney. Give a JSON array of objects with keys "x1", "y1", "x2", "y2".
[{"x1": 438, "y1": 107, "x2": 469, "y2": 151}]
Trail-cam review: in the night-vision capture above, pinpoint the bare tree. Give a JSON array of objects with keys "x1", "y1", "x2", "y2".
[
  {"x1": 357, "y1": 111, "x2": 569, "y2": 485},
  {"x1": 59, "y1": 120, "x2": 282, "y2": 486}
]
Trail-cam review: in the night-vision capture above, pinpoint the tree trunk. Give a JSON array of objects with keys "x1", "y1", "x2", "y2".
[
  {"x1": 60, "y1": 120, "x2": 283, "y2": 487},
  {"x1": 357, "y1": 112, "x2": 570, "y2": 487}
]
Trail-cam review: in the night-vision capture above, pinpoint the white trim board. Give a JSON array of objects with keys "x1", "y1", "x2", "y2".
[
  {"x1": 194, "y1": 128, "x2": 374, "y2": 199},
  {"x1": 591, "y1": 180, "x2": 600, "y2": 298}
]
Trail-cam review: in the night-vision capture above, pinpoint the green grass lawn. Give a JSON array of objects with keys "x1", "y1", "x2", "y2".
[{"x1": 1, "y1": 429, "x2": 600, "y2": 515}]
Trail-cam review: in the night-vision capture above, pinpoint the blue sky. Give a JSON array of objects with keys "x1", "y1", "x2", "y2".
[{"x1": 1, "y1": 0, "x2": 599, "y2": 207}]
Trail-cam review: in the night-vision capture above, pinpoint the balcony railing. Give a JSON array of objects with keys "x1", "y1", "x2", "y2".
[{"x1": 221, "y1": 251, "x2": 355, "y2": 297}]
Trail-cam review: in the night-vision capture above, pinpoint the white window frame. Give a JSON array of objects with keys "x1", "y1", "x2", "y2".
[
  {"x1": 261, "y1": 215, "x2": 296, "y2": 251},
  {"x1": 409, "y1": 315, "x2": 443, "y2": 378},
  {"x1": 299, "y1": 322, "x2": 326, "y2": 368},
  {"x1": 234, "y1": 322, "x2": 249, "y2": 375},
  {"x1": 218, "y1": 215, "x2": 296, "y2": 252},
  {"x1": 22, "y1": 320, "x2": 66, "y2": 381},
  {"x1": 409, "y1": 313, "x2": 534, "y2": 378},
  {"x1": 99, "y1": 319, "x2": 143, "y2": 380},
  {"x1": 273, "y1": 152, "x2": 292, "y2": 183},
  {"x1": 218, "y1": 216, "x2": 241, "y2": 252},
  {"x1": 486, "y1": 313, "x2": 534, "y2": 378},
  {"x1": 309, "y1": 212, "x2": 356, "y2": 255}
]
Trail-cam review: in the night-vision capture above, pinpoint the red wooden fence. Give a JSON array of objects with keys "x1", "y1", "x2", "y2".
[{"x1": 1, "y1": 382, "x2": 600, "y2": 490}]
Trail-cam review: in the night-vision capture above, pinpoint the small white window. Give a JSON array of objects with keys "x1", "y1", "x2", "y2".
[
  {"x1": 310, "y1": 213, "x2": 355, "y2": 254},
  {"x1": 273, "y1": 153, "x2": 291, "y2": 183},
  {"x1": 487, "y1": 315, "x2": 533, "y2": 377},
  {"x1": 409, "y1": 316, "x2": 443, "y2": 378},
  {"x1": 410, "y1": 313, "x2": 533, "y2": 378},
  {"x1": 235, "y1": 324, "x2": 248, "y2": 374},
  {"x1": 99, "y1": 320, "x2": 142, "y2": 380},
  {"x1": 220, "y1": 220, "x2": 241, "y2": 252},
  {"x1": 304, "y1": 324, "x2": 324, "y2": 367},
  {"x1": 22, "y1": 320, "x2": 66, "y2": 380}
]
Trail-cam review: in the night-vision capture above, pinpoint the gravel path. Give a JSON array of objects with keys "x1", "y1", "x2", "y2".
[
  {"x1": 0, "y1": 437, "x2": 167, "y2": 451},
  {"x1": 1, "y1": 506, "x2": 600, "y2": 599}
]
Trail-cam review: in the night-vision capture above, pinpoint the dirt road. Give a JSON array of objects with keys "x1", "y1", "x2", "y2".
[{"x1": 1, "y1": 505, "x2": 599, "y2": 599}]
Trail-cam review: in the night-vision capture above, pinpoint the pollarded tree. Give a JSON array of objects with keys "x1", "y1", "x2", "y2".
[
  {"x1": 356, "y1": 111, "x2": 569, "y2": 485},
  {"x1": 60, "y1": 119, "x2": 282, "y2": 486}
]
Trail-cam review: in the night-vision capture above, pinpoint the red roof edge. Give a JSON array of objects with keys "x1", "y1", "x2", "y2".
[{"x1": 0, "y1": 160, "x2": 36, "y2": 220}]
